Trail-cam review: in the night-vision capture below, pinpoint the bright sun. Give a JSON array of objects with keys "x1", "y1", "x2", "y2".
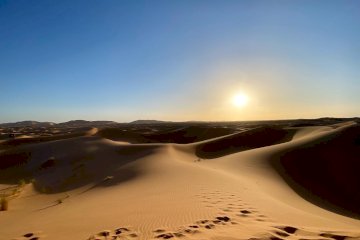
[{"x1": 232, "y1": 93, "x2": 249, "y2": 107}]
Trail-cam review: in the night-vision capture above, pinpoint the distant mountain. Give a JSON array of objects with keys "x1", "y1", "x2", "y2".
[
  {"x1": 0, "y1": 121, "x2": 55, "y2": 128},
  {"x1": 1, "y1": 117, "x2": 359, "y2": 128},
  {"x1": 56, "y1": 120, "x2": 90, "y2": 127},
  {"x1": 129, "y1": 120, "x2": 171, "y2": 125},
  {"x1": 0, "y1": 120, "x2": 118, "y2": 128},
  {"x1": 57, "y1": 120, "x2": 118, "y2": 127}
]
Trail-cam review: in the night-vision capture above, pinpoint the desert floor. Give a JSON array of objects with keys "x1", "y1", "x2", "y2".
[{"x1": 1, "y1": 119, "x2": 360, "y2": 240}]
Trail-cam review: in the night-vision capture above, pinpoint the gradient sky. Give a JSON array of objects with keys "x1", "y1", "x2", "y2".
[{"x1": 1, "y1": 0, "x2": 359, "y2": 123}]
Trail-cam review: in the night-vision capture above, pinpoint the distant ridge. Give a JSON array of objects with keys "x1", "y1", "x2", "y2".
[
  {"x1": 129, "y1": 120, "x2": 171, "y2": 124},
  {"x1": 57, "y1": 120, "x2": 118, "y2": 127},
  {"x1": 0, "y1": 121, "x2": 55, "y2": 128},
  {"x1": 1, "y1": 117, "x2": 359, "y2": 128},
  {"x1": 0, "y1": 120, "x2": 118, "y2": 128}
]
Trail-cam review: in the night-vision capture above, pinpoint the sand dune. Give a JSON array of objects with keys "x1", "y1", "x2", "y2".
[
  {"x1": 194, "y1": 126, "x2": 296, "y2": 158},
  {"x1": 0, "y1": 127, "x2": 98, "y2": 150},
  {"x1": 0, "y1": 121, "x2": 359, "y2": 240},
  {"x1": 96, "y1": 128, "x2": 149, "y2": 143},
  {"x1": 274, "y1": 123, "x2": 360, "y2": 217},
  {"x1": 96, "y1": 125, "x2": 237, "y2": 144}
]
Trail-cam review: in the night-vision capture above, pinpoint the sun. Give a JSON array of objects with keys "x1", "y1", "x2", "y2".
[{"x1": 232, "y1": 93, "x2": 249, "y2": 107}]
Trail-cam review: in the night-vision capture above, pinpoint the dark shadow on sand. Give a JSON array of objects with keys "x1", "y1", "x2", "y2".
[
  {"x1": 195, "y1": 126, "x2": 296, "y2": 159},
  {"x1": 269, "y1": 124, "x2": 360, "y2": 219}
]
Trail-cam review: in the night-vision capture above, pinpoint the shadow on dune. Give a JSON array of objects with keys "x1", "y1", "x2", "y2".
[
  {"x1": 97, "y1": 126, "x2": 237, "y2": 144},
  {"x1": 96, "y1": 128, "x2": 149, "y2": 143},
  {"x1": 0, "y1": 127, "x2": 95, "y2": 150},
  {"x1": 0, "y1": 150, "x2": 32, "y2": 170},
  {"x1": 271, "y1": 124, "x2": 360, "y2": 218},
  {"x1": 144, "y1": 126, "x2": 236, "y2": 143},
  {"x1": 195, "y1": 126, "x2": 296, "y2": 159},
  {"x1": 78, "y1": 167, "x2": 139, "y2": 195},
  {"x1": 0, "y1": 137, "x2": 159, "y2": 193},
  {"x1": 34, "y1": 144, "x2": 159, "y2": 194}
]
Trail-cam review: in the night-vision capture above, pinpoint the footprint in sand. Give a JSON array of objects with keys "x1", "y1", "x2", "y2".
[
  {"x1": 12, "y1": 232, "x2": 43, "y2": 240},
  {"x1": 155, "y1": 233, "x2": 174, "y2": 239},
  {"x1": 237, "y1": 209, "x2": 254, "y2": 218},
  {"x1": 320, "y1": 233, "x2": 352, "y2": 240},
  {"x1": 274, "y1": 226, "x2": 297, "y2": 234},
  {"x1": 88, "y1": 227, "x2": 138, "y2": 240},
  {"x1": 155, "y1": 229, "x2": 198, "y2": 239},
  {"x1": 270, "y1": 225, "x2": 360, "y2": 240}
]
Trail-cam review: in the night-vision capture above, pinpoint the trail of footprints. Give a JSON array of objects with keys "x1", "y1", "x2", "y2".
[
  {"x1": 254, "y1": 225, "x2": 360, "y2": 240},
  {"x1": 13, "y1": 222, "x2": 360, "y2": 240},
  {"x1": 154, "y1": 215, "x2": 235, "y2": 239},
  {"x1": 153, "y1": 189, "x2": 268, "y2": 239},
  {"x1": 12, "y1": 189, "x2": 360, "y2": 240},
  {"x1": 196, "y1": 189, "x2": 360, "y2": 240},
  {"x1": 13, "y1": 228, "x2": 139, "y2": 240},
  {"x1": 196, "y1": 189, "x2": 271, "y2": 223},
  {"x1": 85, "y1": 215, "x2": 235, "y2": 240}
]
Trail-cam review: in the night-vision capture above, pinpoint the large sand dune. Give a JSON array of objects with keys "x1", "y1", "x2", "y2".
[{"x1": 0, "y1": 120, "x2": 359, "y2": 240}]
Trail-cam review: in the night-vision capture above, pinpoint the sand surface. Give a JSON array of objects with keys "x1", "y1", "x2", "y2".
[{"x1": 0, "y1": 120, "x2": 360, "y2": 240}]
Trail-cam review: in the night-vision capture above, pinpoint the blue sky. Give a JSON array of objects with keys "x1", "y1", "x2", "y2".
[{"x1": 0, "y1": 0, "x2": 359, "y2": 122}]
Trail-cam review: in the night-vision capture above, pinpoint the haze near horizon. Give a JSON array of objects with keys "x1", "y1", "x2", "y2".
[{"x1": 1, "y1": 0, "x2": 359, "y2": 123}]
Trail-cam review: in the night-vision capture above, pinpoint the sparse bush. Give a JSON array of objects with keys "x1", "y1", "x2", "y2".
[{"x1": 18, "y1": 179, "x2": 26, "y2": 187}]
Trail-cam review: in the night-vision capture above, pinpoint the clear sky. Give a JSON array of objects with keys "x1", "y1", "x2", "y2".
[{"x1": 1, "y1": 0, "x2": 359, "y2": 123}]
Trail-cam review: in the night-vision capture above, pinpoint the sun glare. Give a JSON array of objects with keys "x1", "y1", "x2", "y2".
[{"x1": 232, "y1": 93, "x2": 249, "y2": 107}]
